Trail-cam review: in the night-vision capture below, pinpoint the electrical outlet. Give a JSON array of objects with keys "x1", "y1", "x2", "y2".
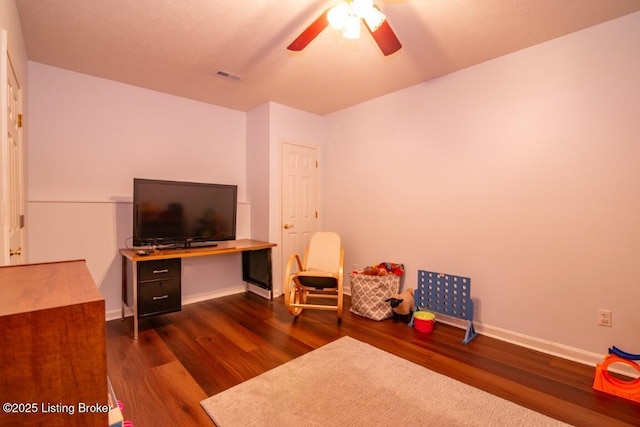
[{"x1": 598, "y1": 309, "x2": 612, "y2": 327}]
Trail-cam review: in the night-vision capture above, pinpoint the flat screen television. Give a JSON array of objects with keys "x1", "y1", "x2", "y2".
[{"x1": 133, "y1": 178, "x2": 237, "y2": 248}]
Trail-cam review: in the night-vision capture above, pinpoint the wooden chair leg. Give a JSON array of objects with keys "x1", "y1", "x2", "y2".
[{"x1": 288, "y1": 284, "x2": 304, "y2": 316}]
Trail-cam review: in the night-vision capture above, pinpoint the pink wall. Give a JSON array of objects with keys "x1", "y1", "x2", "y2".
[
  {"x1": 323, "y1": 13, "x2": 640, "y2": 358},
  {"x1": 27, "y1": 63, "x2": 246, "y2": 201}
]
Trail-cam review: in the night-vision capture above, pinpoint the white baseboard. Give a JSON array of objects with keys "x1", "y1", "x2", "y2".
[
  {"x1": 245, "y1": 283, "x2": 272, "y2": 299},
  {"x1": 182, "y1": 284, "x2": 248, "y2": 304}
]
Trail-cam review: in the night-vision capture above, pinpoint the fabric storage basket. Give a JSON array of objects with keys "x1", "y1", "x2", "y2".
[{"x1": 349, "y1": 272, "x2": 400, "y2": 321}]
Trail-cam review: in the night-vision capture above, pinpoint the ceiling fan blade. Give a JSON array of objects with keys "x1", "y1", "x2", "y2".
[
  {"x1": 287, "y1": 9, "x2": 330, "y2": 51},
  {"x1": 367, "y1": 18, "x2": 402, "y2": 56}
]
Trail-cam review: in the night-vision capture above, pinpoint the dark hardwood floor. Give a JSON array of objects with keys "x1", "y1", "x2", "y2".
[{"x1": 106, "y1": 292, "x2": 640, "y2": 426}]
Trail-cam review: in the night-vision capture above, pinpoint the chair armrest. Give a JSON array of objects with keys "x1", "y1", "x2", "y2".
[{"x1": 285, "y1": 253, "x2": 303, "y2": 272}]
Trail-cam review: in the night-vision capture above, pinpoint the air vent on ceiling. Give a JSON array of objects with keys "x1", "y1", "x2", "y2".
[{"x1": 215, "y1": 69, "x2": 243, "y2": 82}]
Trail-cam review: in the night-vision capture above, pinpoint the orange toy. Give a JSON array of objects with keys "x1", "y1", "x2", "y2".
[{"x1": 592, "y1": 353, "x2": 640, "y2": 403}]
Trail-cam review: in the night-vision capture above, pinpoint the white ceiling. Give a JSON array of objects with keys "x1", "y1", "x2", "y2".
[{"x1": 15, "y1": 0, "x2": 640, "y2": 115}]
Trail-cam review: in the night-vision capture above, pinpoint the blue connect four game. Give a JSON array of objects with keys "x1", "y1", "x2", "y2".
[{"x1": 410, "y1": 270, "x2": 478, "y2": 344}]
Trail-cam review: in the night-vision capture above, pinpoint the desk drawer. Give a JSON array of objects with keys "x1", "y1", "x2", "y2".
[
  {"x1": 138, "y1": 258, "x2": 181, "y2": 281},
  {"x1": 138, "y1": 278, "x2": 181, "y2": 317}
]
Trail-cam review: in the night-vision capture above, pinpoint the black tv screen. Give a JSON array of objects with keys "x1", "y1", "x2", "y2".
[{"x1": 133, "y1": 178, "x2": 237, "y2": 248}]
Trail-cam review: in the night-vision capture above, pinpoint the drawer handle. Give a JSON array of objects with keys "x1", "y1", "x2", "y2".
[
  {"x1": 153, "y1": 295, "x2": 169, "y2": 300},
  {"x1": 152, "y1": 269, "x2": 169, "y2": 274}
]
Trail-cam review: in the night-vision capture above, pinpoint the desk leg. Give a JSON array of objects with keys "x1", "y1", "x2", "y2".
[
  {"x1": 121, "y1": 255, "x2": 140, "y2": 339},
  {"x1": 132, "y1": 260, "x2": 139, "y2": 339},
  {"x1": 268, "y1": 248, "x2": 273, "y2": 301},
  {"x1": 121, "y1": 255, "x2": 126, "y2": 320}
]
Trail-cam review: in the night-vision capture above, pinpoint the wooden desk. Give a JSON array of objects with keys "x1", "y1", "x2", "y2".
[{"x1": 120, "y1": 239, "x2": 276, "y2": 338}]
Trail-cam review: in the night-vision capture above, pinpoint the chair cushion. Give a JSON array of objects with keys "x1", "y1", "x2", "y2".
[{"x1": 297, "y1": 275, "x2": 338, "y2": 290}]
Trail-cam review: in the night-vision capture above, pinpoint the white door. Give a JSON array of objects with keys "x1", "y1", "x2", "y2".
[
  {"x1": 1, "y1": 32, "x2": 26, "y2": 265},
  {"x1": 281, "y1": 143, "x2": 318, "y2": 285}
]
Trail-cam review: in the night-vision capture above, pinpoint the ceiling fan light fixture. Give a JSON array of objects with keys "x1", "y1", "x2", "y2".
[
  {"x1": 352, "y1": 0, "x2": 374, "y2": 17},
  {"x1": 328, "y1": 0, "x2": 383, "y2": 39},
  {"x1": 328, "y1": 3, "x2": 350, "y2": 30},
  {"x1": 287, "y1": 0, "x2": 401, "y2": 56},
  {"x1": 343, "y1": 15, "x2": 361, "y2": 39},
  {"x1": 363, "y1": 7, "x2": 386, "y2": 32}
]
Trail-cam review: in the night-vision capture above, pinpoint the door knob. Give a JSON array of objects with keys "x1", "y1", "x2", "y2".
[
  {"x1": 283, "y1": 224, "x2": 294, "y2": 229},
  {"x1": 9, "y1": 247, "x2": 21, "y2": 256}
]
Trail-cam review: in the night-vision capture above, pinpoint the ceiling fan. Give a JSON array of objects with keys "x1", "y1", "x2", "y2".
[{"x1": 287, "y1": 0, "x2": 402, "y2": 56}]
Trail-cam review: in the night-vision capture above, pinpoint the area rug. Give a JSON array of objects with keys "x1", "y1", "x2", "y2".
[{"x1": 200, "y1": 336, "x2": 570, "y2": 426}]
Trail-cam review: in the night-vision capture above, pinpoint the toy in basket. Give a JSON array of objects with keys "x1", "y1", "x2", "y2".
[{"x1": 349, "y1": 262, "x2": 404, "y2": 321}]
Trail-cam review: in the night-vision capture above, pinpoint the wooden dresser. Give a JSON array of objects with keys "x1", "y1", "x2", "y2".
[{"x1": 0, "y1": 260, "x2": 108, "y2": 426}]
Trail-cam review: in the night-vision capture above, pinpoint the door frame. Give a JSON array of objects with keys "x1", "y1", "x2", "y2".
[
  {"x1": 0, "y1": 30, "x2": 26, "y2": 265},
  {"x1": 0, "y1": 30, "x2": 8, "y2": 265}
]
